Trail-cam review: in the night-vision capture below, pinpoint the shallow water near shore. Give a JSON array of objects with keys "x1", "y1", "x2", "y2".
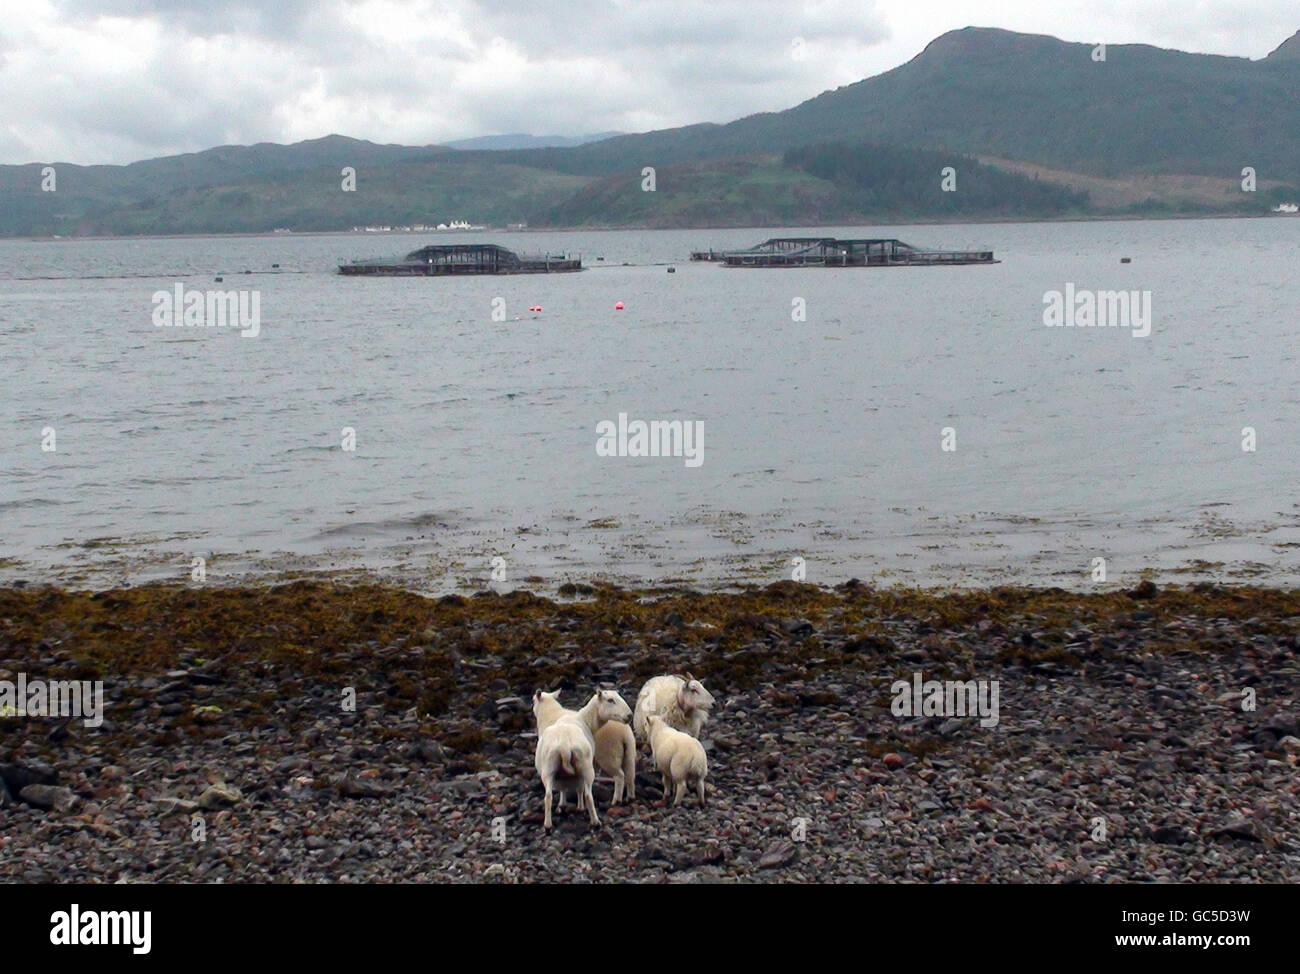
[{"x1": 1, "y1": 217, "x2": 1298, "y2": 591}]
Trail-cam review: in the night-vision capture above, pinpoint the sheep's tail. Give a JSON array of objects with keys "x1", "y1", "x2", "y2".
[{"x1": 559, "y1": 747, "x2": 577, "y2": 777}]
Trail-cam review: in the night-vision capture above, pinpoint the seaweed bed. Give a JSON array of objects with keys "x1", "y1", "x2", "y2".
[{"x1": 1, "y1": 579, "x2": 1298, "y2": 883}]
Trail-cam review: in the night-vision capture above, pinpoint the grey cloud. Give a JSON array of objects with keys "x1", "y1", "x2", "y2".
[
  {"x1": 10, "y1": 0, "x2": 1295, "y2": 165},
  {"x1": 49, "y1": 0, "x2": 335, "y2": 38}
]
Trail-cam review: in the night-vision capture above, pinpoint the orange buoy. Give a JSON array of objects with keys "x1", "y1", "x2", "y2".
[{"x1": 615, "y1": 301, "x2": 624, "y2": 310}]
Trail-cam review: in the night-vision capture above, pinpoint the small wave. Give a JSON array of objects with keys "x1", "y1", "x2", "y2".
[
  {"x1": 310, "y1": 512, "x2": 463, "y2": 540},
  {"x1": 0, "y1": 497, "x2": 66, "y2": 512}
]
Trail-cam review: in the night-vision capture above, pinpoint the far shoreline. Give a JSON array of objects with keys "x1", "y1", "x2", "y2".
[{"x1": 2, "y1": 209, "x2": 1294, "y2": 245}]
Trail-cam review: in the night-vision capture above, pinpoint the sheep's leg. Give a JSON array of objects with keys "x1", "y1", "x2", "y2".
[
  {"x1": 673, "y1": 779, "x2": 687, "y2": 806},
  {"x1": 661, "y1": 771, "x2": 671, "y2": 796},
  {"x1": 543, "y1": 781, "x2": 554, "y2": 830},
  {"x1": 611, "y1": 772, "x2": 624, "y2": 806},
  {"x1": 585, "y1": 782, "x2": 600, "y2": 826},
  {"x1": 624, "y1": 748, "x2": 636, "y2": 800},
  {"x1": 697, "y1": 779, "x2": 706, "y2": 806}
]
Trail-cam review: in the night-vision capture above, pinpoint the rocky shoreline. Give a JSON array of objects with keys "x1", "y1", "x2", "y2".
[{"x1": 1, "y1": 580, "x2": 1297, "y2": 883}]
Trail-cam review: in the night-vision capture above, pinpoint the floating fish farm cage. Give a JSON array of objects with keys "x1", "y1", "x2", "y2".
[
  {"x1": 691, "y1": 237, "x2": 997, "y2": 267},
  {"x1": 339, "y1": 244, "x2": 582, "y2": 275}
]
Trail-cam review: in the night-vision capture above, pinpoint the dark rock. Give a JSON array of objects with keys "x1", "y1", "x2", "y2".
[
  {"x1": 0, "y1": 761, "x2": 58, "y2": 792},
  {"x1": 841, "y1": 634, "x2": 895, "y2": 654},
  {"x1": 1263, "y1": 713, "x2": 1299, "y2": 738},
  {"x1": 1210, "y1": 818, "x2": 1261, "y2": 843},
  {"x1": 636, "y1": 845, "x2": 672, "y2": 865},
  {"x1": 403, "y1": 738, "x2": 447, "y2": 764},
  {"x1": 337, "y1": 773, "x2": 394, "y2": 799},
  {"x1": 1128, "y1": 580, "x2": 1159, "y2": 600},
  {"x1": 18, "y1": 784, "x2": 78, "y2": 812},
  {"x1": 798, "y1": 690, "x2": 843, "y2": 707},
  {"x1": 430, "y1": 778, "x2": 483, "y2": 795},
  {"x1": 692, "y1": 844, "x2": 726, "y2": 866},
  {"x1": 757, "y1": 841, "x2": 799, "y2": 869}
]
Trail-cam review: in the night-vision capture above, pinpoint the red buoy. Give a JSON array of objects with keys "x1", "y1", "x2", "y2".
[
  {"x1": 615, "y1": 301, "x2": 624, "y2": 310},
  {"x1": 530, "y1": 305, "x2": 542, "y2": 312}
]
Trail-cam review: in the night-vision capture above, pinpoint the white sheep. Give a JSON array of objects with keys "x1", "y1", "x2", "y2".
[
  {"x1": 633, "y1": 673, "x2": 715, "y2": 744},
  {"x1": 594, "y1": 719, "x2": 636, "y2": 804},
  {"x1": 646, "y1": 714, "x2": 708, "y2": 806},
  {"x1": 532, "y1": 687, "x2": 633, "y2": 816},
  {"x1": 534, "y1": 719, "x2": 598, "y2": 830}
]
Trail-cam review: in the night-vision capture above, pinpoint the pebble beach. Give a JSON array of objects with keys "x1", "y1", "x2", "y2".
[{"x1": 1, "y1": 579, "x2": 1297, "y2": 883}]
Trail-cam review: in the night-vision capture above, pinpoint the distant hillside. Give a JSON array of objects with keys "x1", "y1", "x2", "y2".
[
  {"x1": 71, "y1": 156, "x2": 592, "y2": 236},
  {"x1": 444, "y1": 132, "x2": 623, "y2": 151},
  {"x1": 785, "y1": 144, "x2": 1090, "y2": 217},
  {"x1": 1268, "y1": 30, "x2": 1300, "y2": 60},
  {"x1": 532, "y1": 145, "x2": 1092, "y2": 228},
  {"x1": 530, "y1": 156, "x2": 844, "y2": 228},
  {"x1": 487, "y1": 27, "x2": 1300, "y2": 184},
  {"x1": 0, "y1": 135, "x2": 446, "y2": 237}
]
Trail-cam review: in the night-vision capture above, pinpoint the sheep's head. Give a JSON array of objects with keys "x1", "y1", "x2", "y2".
[
  {"x1": 593, "y1": 688, "x2": 632, "y2": 724},
  {"x1": 677, "y1": 674, "x2": 715, "y2": 715},
  {"x1": 532, "y1": 689, "x2": 562, "y2": 721}
]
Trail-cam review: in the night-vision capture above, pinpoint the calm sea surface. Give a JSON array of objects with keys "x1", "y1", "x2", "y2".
[{"x1": 2, "y1": 218, "x2": 1297, "y2": 590}]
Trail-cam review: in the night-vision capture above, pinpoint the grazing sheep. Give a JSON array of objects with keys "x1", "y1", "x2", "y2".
[
  {"x1": 533, "y1": 696, "x2": 599, "y2": 830},
  {"x1": 594, "y1": 719, "x2": 636, "y2": 804},
  {"x1": 633, "y1": 673, "x2": 715, "y2": 744},
  {"x1": 646, "y1": 714, "x2": 708, "y2": 807}
]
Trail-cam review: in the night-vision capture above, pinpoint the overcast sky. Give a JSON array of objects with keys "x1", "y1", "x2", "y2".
[{"x1": 2, "y1": 0, "x2": 1296, "y2": 165}]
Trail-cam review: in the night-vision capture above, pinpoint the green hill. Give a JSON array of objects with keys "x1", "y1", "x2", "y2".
[
  {"x1": 74, "y1": 156, "x2": 590, "y2": 236},
  {"x1": 533, "y1": 146, "x2": 1091, "y2": 227},
  {"x1": 0, "y1": 136, "x2": 447, "y2": 237},
  {"x1": 489, "y1": 27, "x2": 1300, "y2": 184}
]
